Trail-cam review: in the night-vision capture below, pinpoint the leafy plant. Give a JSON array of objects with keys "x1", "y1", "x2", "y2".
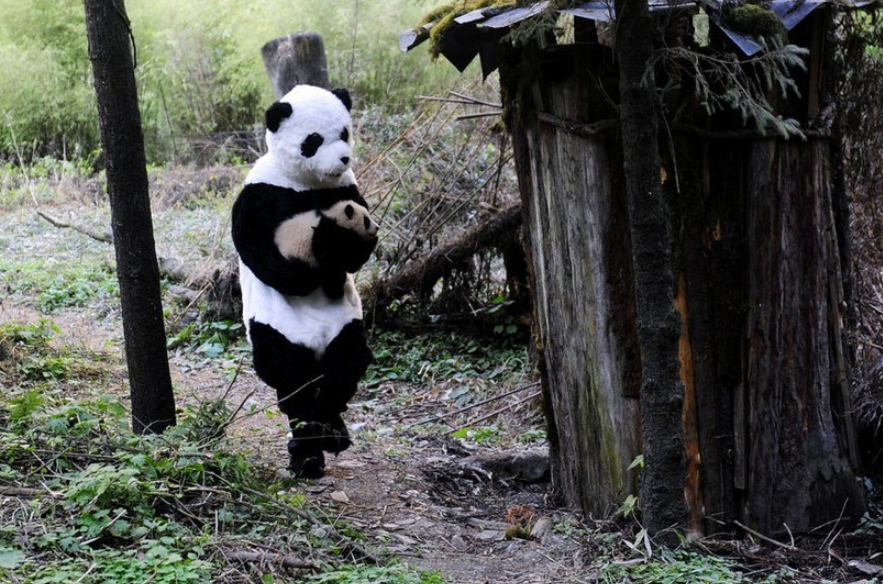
[
  {"x1": 0, "y1": 381, "x2": 442, "y2": 584},
  {"x1": 167, "y1": 319, "x2": 244, "y2": 359},
  {"x1": 598, "y1": 548, "x2": 749, "y2": 584},
  {"x1": 1, "y1": 260, "x2": 118, "y2": 313},
  {"x1": 305, "y1": 563, "x2": 446, "y2": 584},
  {"x1": 452, "y1": 424, "x2": 502, "y2": 445},
  {"x1": 365, "y1": 328, "x2": 528, "y2": 387}
]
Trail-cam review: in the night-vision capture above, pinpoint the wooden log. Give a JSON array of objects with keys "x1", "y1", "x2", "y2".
[{"x1": 261, "y1": 32, "x2": 329, "y2": 98}]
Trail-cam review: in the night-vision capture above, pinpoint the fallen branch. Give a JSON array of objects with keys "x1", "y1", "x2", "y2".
[
  {"x1": 0, "y1": 486, "x2": 45, "y2": 497},
  {"x1": 407, "y1": 380, "x2": 540, "y2": 429},
  {"x1": 362, "y1": 203, "x2": 523, "y2": 321},
  {"x1": 450, "y1": 391, "x2": 543, "y2": 434},
  {"x1": 37, "y1": 211, "x2": 113, "y2": 244},
  {"x1": 733, "y1": 519, "x2": 800, "y2": 552},
  {"x1": 224, "y1": 549, "x2": 315, "y2": 570}
]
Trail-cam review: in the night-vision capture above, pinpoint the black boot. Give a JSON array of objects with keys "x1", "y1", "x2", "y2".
[
  {"x1": 287, "y1": 428, "x2": 325, "y2": 479},
  {"x1": 318, "y1": 412, "x2": 351, "y2": 454}
]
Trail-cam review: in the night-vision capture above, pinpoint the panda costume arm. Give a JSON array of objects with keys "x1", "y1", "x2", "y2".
[{"x1": 231, "y1": 181, "x2": 369, "y2": 296}]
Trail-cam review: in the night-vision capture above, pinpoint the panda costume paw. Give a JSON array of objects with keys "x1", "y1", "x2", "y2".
[{"x1": 231, "y1": 85, "x2": 377, "y2": 479}]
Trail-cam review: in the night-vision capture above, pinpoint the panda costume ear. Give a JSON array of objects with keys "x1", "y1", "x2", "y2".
[
  {"x1": 331, "y1": 88, "x2": 352, "y2": 112},
  {"x1": 265, "y1": 102, "x2": 293, "y2": 133}
]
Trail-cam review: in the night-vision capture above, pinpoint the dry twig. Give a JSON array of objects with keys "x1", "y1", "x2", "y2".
[
  {"x1": 223, "y1": 549, "x2": 315, "y2": 570},
  {"x1": 36, "y1": 211, "x2": 113, "y2": 244}
]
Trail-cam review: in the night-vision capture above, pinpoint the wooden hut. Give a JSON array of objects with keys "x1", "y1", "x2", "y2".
[{"x1": 402, "y1": 0, "x2": 869, "y2": 535}]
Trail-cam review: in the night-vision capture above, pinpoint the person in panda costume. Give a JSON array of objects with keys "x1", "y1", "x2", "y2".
[{"x1": 231, "y1": 85, "x2": 377, "y2": 478}]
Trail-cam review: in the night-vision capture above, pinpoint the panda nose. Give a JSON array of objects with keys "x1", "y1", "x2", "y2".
[{"x1": 340, "y1": 157, "x2": 350, "y2": 165}]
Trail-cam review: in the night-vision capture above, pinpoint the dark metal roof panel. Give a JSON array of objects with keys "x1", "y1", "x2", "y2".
[
  {"x1": 479, "y1": 1, "x2": 552, "y2": 28},
  {"x1": 400, "y1": 0, "x2": 878, "y2": 69}
]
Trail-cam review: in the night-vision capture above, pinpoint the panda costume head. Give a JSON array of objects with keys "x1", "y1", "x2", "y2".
[{"x1": 246, "y1": 85, "x2": 355, "y2": 191}]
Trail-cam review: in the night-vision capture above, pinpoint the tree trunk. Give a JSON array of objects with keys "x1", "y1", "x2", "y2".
[
  {"x1": 84, "y1": 0, "x2": 176, "y2": 434},
  {"x1": 743, "y1": 139, "x2": 864, "y2": 533},
  {"x1": 498, "y1": 44, "x2": 644, "y2": 518},
  {"x1": 261, "y1": 32, "x2": 330, "y2": 97},
  {"x1": 615, "y1": 0, "x2": 688, "y2": 539}
]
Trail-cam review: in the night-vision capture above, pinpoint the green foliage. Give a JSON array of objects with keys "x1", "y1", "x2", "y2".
[
  {"x1": 305, "y1": 563, "x2": 446, "y2": 584},
  {"x1": 1, "y1": 376, "x2": 445, "y2": 584},
  {"x1": 20, "y1": 544, "x2": 213, "y2": 584},
  {"x1": 0, "y1": 0, "x2": 462, "y2": 164},
  {"x1": 0, "y1": 318, "x2": 58, "y2": 350},
  {"x1": 0, "y1": 0, "x2": 97, "y2": 160},
  {"x1": 1, "y1": 259, "x2": 118, "y2": 313},
  {"x1": 0, "y1": 319, "x2": 111, "y2": 389},
  {"x1": 598, "y1": 548, "x2": 750, "y2": 584},
  {"x1": 0, "y1": 156, "x2": 99, "y2": 208},
  {"x1": 366, "y1": 328, "x2": 527, "y2": 386},
  {"x1": 658, "y1": 39, "x2": 809, "y2": 138},
  {"x1": 452, "y1": 424, "x2": 503, "y2": 444},
  {"x1": 167, "y1": 319, "x2": 244, "y2": 359}
]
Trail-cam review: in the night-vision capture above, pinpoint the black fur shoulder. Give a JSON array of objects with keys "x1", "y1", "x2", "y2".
[{"x1": 231, "y1": 182, "x2": 367, "y2": 295}]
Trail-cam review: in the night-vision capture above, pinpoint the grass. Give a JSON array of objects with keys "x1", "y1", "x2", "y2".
[
  {"x1": 0, "y1": 322, "x2": 445, "y2": 584},
  {"x1": 596, "y1": 549, "x2": 756, "y2": 584}
]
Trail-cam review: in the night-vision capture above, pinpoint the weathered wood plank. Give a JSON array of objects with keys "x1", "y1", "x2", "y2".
[
  {"x1": 506, "y1": 53, "x2": 642, "y2": 516},
  {"x1": 744, "y1": 139, "x2": 864, "y2": 533}
]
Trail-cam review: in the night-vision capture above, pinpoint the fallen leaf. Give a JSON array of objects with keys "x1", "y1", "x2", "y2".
[{"x1": 330, "y1": 490, "x2": 350, "y2": 504}]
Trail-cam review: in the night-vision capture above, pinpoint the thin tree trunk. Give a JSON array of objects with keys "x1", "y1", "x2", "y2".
[
  {"x1": 84, "y1": 0, "x2": 176, "y2": 434},
  {"x1": 615, "y1": 0, "x2": 687, "y2": 540}
]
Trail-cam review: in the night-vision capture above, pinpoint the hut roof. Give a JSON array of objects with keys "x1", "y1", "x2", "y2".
[{"x1": 400, "y1": 0, "x2": 876, "y2": 76}]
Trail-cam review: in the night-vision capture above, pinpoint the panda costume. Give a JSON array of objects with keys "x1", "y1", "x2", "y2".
[{"x1": 231, "y1": 85, "x2": 377, "y2": 478}]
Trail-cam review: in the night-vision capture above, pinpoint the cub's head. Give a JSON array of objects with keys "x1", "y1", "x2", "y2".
[
  {"x1": 264, "y1": 85, "x2": 354, "y2": 187},
  {"x1": 324, "y1": 201, "x2": 378, "y2": 241}
]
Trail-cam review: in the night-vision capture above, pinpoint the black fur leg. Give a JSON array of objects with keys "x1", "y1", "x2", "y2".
[
  {"x1": 312, "y1": 320, "x2": 371, "y2": 454},
  {"x1": 320, "y1": 320, "x2": 372, "y2": 403},
  {"x1": 287, "y1": 436, "x2": 326, "y2": 478},
  {"x1": 250, "y1": 321, "x2": 329, "y2": 473},
  {"x1": 250, "y1": 320, "x2": 322, "y2": 410}
]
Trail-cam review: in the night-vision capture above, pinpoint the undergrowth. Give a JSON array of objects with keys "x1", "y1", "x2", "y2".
[
  {"x1": 0, "y1": 321, "x2": 444, "y2": 584},
  {"x1": 366, "y1": 327, "x2": 528, "y2": 389}
]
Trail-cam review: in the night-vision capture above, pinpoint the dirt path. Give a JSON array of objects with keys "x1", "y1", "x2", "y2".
[{"x1": 204, "y1": 366, "x2": 590, "y2": 584}]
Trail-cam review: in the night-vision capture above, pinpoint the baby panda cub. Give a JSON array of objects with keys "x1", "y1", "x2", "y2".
[{"x1": 274, "y1": 200, "x2": 379, "y2": 299}]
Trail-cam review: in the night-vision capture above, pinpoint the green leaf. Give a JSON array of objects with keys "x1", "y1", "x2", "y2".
[{"x1": 0, "y1": 549, "x2": 23, "y2": 570}]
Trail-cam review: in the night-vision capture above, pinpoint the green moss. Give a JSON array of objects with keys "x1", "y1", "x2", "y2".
[
  {"x1": 726, "y1": 4, "x2": 786, "y2": 39},
  {"x1": 417, "y1": 0, "x2": 513, "y2": 59}
]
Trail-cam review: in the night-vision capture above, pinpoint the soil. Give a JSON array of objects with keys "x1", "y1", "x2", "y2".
[{"x1": 195, "y1": 357, "x2": 589, "y2": 584}]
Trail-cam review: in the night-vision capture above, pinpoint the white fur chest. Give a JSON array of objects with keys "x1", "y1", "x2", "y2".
[{"x1": 239, "y1": 260, "x2": 362, "y2": 357}]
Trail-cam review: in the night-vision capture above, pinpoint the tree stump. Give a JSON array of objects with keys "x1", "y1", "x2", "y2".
[{"x1": 261, "y1": 32, "x2": 329, "y2": 97}]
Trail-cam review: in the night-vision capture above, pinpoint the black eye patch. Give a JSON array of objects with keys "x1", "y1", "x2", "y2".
[
  {"x1": 301, "y1": 133, "x2": 324, "y2": 158},
  {"x1": 340, "y1": 127, "x2": 349, "y2": 143}
]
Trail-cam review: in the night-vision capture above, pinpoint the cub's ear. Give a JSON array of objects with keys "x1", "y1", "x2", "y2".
[
  {"x1": 331, "y1": 88, "x2": 352, "y2": 112},
  {"x1": 265, "y1": 102, "x2": 293, "y2": 132}
]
